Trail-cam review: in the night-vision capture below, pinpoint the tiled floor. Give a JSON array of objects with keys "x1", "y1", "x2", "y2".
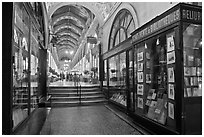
[{"x1": 40, "y1": 105, "x2": 145, "y2": 135}]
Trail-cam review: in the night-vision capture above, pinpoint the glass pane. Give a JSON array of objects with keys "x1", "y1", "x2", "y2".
[
  {"x1": 120, "y1": 28, "x2": 126, "y2": 43},
  {"x1": 109, "y1": 10, "x2": 135, "y2": 50},
  {"x1": 114, "y1": 32, "x2": 120, "y2": 47},
  {"x1": 135, "y1": 34, "x2": 169, "y2": 125},
  {"x1": 183, "y1": 23, "x2": 202, "y2": 97},
  {"x1": 108, "y1": 52, "x2": 127, "y2": 106},
  {"x1": 128, "y1": 50, "x2": 134, "y2": 111},
  {"x1": 127, "y1": 19, "x2": 135, "y2": 37},
  {"x1": 13, "y1": 3, "x2": 30, "y2": 129},
  {"x1": 30, "y1": 24, "x2": 39, "y2": 113}
]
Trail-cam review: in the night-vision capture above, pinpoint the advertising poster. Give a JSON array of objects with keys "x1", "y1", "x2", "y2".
[
  {"x1": 167, "y1": 51, "x2": 175, "y2": 64},
  {"x1": 167, "y1": 35, "x2": 175, "y2": 52},
  {"x1": 137, "y1": 84, "x2": 144, "y2": 95},
  {"x1": 138, "y1": 97, "x2": 143, "y2": 109},
  {"x1": 168, "y1": 84, "x2": 175, "y2": 100},
  {"x1": 137, "y1": 63, "x2": 143, "y2": 71},
  {"x1": 137, "y1": 72, "x2": 143, "y2": 83},
  {"x1": 168, "y1": 102, "x2": 174, "y2": 119},
  {"x1": 137, "y1": 52, "x2": 143, "y2": 61},
  {"x1": 168, "y1": 67, "x2": 175, "y2": 82}
]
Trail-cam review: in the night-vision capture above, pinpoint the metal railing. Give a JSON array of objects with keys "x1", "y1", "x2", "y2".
[{"x1": 75, "y1": 81, "x2": 82, "y2": 104}]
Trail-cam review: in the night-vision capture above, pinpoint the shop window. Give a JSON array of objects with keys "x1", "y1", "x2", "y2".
[
  {"x1": 12, "y1": 4, "x2": 30, "y2": 129},
  {"x1": 134, "y1": 29, "x2": 179, "y2": 129},
  {"x1": 183, "y1": 23, "x2": 202, "y2": 97},
  {"x1": 30, "y1": 23, "x2": 39, "y2": 113},
  {"x1": 108, "y1": 52, "x2": 127, "y2": 106}
]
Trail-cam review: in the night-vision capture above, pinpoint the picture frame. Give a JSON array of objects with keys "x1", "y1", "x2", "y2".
[
  {"x1": 137, "y1": 63, "x2": 143, "y2": 71},
  {"x1": 137, "y1": 97, "x2": 143, "y2": 109},
  {"x1": 167, "y1": 51, "x2": 176, "y2": 64},
  {"x1": 168, "y1": 67, "x2": 175, "y2": 82},
  {"x1": 184, "y1": 67, "x2": 191, "y2": 76},
  {"x1": 145, "y1": 99, "x2": 151, "y2": 106},
  {"x1": 167, "y1": 34, "x2": 175, "y2": 52},
  {"x1": 137, "y1": 72, "x2": 143, "y2": 83},
  {"x1": 137, "y1": 84, "x2": 144, "y2": 95},
  {"x1": 168, "y1": 84, "x2": 175, "y2": 100},
  {"x1": 147, "y1": 89, "x2": 155, "y2": 99},
  {"x1": 137, "y1": 52, "x2": 143, "y2": 61},
  {"x1": 146, "y1": 74, "x2": 151, "y2": 83},
  {"x1": 168, "y1": 102, "x2": 174, "y2": 119}
]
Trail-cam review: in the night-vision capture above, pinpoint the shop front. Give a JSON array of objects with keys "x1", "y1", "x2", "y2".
[
  {"x1": 103, "y1": 3, "x2": 201, "y2": 134},
  {"x1": 11, "y1": 2, "x2": 47, "y2": 132},
  {"x1": 130, "y1": 3, "x2": 201, "y2": 134}
]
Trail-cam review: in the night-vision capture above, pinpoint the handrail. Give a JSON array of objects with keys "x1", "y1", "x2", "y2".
[
  {"x1": 75, "y1": 79, "x2": 82, "y2": 104},
  {"x1": 78, "y1": 82, "x2": 82, "y2": 104}
]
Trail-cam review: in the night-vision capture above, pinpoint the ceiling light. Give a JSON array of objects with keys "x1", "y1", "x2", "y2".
[
  {"x1": 65, "y1": 51, "x2": 68, "y2": 54},
  {"x1": 70, "y1": 50, "x2": 74, "y2": 55}
]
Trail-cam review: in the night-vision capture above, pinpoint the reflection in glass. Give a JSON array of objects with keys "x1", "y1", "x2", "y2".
[
  {"x1": 183, "y1": 23, "x2": 202, "y2": 97},
  {"x1": 108, "y1": 52, "x2": 127, "y2": 106},
  {"x1": 12, "y1": 3, "x2": 29, "y2": 128}
]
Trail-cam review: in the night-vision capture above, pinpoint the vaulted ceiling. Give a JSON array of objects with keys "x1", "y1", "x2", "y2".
[{"x1": 49, "y1": 4, "x2": 94, "y2": 62}]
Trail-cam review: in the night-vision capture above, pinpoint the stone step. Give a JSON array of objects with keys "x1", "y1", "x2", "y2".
[
  {"x1": 51, "y1": 95, "x2": 105, "y2": 101},
  {"x1": 49, "y1": 91, "x2": 103, "y2": 97},
  {"x1": 47, "y1": 86, "x2": 106, "y2": 107}
]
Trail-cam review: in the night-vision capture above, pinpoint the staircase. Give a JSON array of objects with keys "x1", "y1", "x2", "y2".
[{"x1": 47, "y1": 85, "x2": 107, "y2": 107}]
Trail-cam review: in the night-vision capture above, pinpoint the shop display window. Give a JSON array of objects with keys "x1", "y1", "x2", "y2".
[
  {"x1": 30, "y1": 24, "x2": 39, "y2": 112},
  {"x1": 108, "y1": 52, "x2": 127, "y2": 106},
  {"x1": 134, "y1": 29, "x2": 179, "y2": 130},
  {"x1": 12, "y1": 4, "x2": 30, "y2": 128},
  {"x1": 12, "y1": 3, "x2": 42, "y2": 129},
  {"x1": 183, "y1": 23, "x2": 202, "y2": 97}
]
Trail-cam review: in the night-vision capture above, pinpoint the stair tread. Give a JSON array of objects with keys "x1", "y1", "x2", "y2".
[
  {"x1": 51, "y1": 99, "x2": 107, "y2": 104},
  {"x1": 51, "y1": 95, "x2": 104, "y2": 99},
  {"x1": 49, "y1": 88, "x2": 100, "y2": 91},
  {"x1": 49, "y1": 92, "x2": 102, "y2": 94}
]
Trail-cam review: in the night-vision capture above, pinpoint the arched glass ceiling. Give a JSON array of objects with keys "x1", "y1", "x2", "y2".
[{"x1": 50, "y1": 4, "x2": 94, "y2": 61}]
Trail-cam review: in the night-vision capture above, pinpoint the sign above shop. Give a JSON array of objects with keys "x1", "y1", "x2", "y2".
[{"x1": 132, "y1": 3, "x2": 202, "y2": 43}]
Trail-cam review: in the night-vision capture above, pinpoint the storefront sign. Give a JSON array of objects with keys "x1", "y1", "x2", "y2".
[
  {"x1": 133, "y1": 9, "x2": 180, "y2": 42},
  {"x1": 182, "y1": 9, "x2": 202, "y2": 22}
]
